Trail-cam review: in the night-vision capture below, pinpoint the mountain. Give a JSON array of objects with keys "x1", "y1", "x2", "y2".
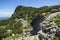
[{"x1": 0, "y1": 5, "x2": 60, "y2": 40}]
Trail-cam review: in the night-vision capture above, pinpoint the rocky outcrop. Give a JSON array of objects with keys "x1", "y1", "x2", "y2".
[
  {"x1": 31, "y1": 12, "x2": 60, "y2": 40},
  {"x1": 38, "y1": 22, "x2": 58, "y2": 40},
  {"x1": 22, "y1": 35, "x2": 39, "y2": 40},
  {"x1": 30, "y1": 14, "x2": 45, "y2": 35}
]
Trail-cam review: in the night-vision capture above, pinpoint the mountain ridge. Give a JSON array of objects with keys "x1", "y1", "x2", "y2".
[{"x1": 0, "y1": 5, "x2": 60, "y2": 40}]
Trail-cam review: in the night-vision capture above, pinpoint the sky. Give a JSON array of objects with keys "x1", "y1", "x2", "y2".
[{"x1": 0, "y1": 0, "x2": 60, "y2": 17}]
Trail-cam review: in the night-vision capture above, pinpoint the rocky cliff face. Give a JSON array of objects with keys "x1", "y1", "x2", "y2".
[{"x1": 30, "y1": 14, "x2": 45, "y2": 35}]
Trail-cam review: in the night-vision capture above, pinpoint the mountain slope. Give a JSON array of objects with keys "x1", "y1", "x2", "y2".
[{"x1": 0, "y1": 5, "x2": 60, "y2": 39}]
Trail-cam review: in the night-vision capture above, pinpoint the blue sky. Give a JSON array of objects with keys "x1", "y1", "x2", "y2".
[{"x1": 0, "y1": 0, "x2": 60, "y2": 17}]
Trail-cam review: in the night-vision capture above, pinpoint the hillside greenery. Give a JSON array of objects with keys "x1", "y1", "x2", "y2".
[{"x1": 0, "y1": 5, "x2": 60, "y2": 40}]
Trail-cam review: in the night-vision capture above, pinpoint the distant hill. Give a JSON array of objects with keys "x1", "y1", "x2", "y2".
[{"x1": 0, "y1": 17, "x2": 9, "y2": 20}]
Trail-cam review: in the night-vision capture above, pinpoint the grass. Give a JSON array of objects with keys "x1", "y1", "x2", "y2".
[
  {"x1": 3, "y1": 33, "x2": 23, "y2": 40},
  {"x1": 53, "y1": 36, "x2": 60, "y2": 40}
]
